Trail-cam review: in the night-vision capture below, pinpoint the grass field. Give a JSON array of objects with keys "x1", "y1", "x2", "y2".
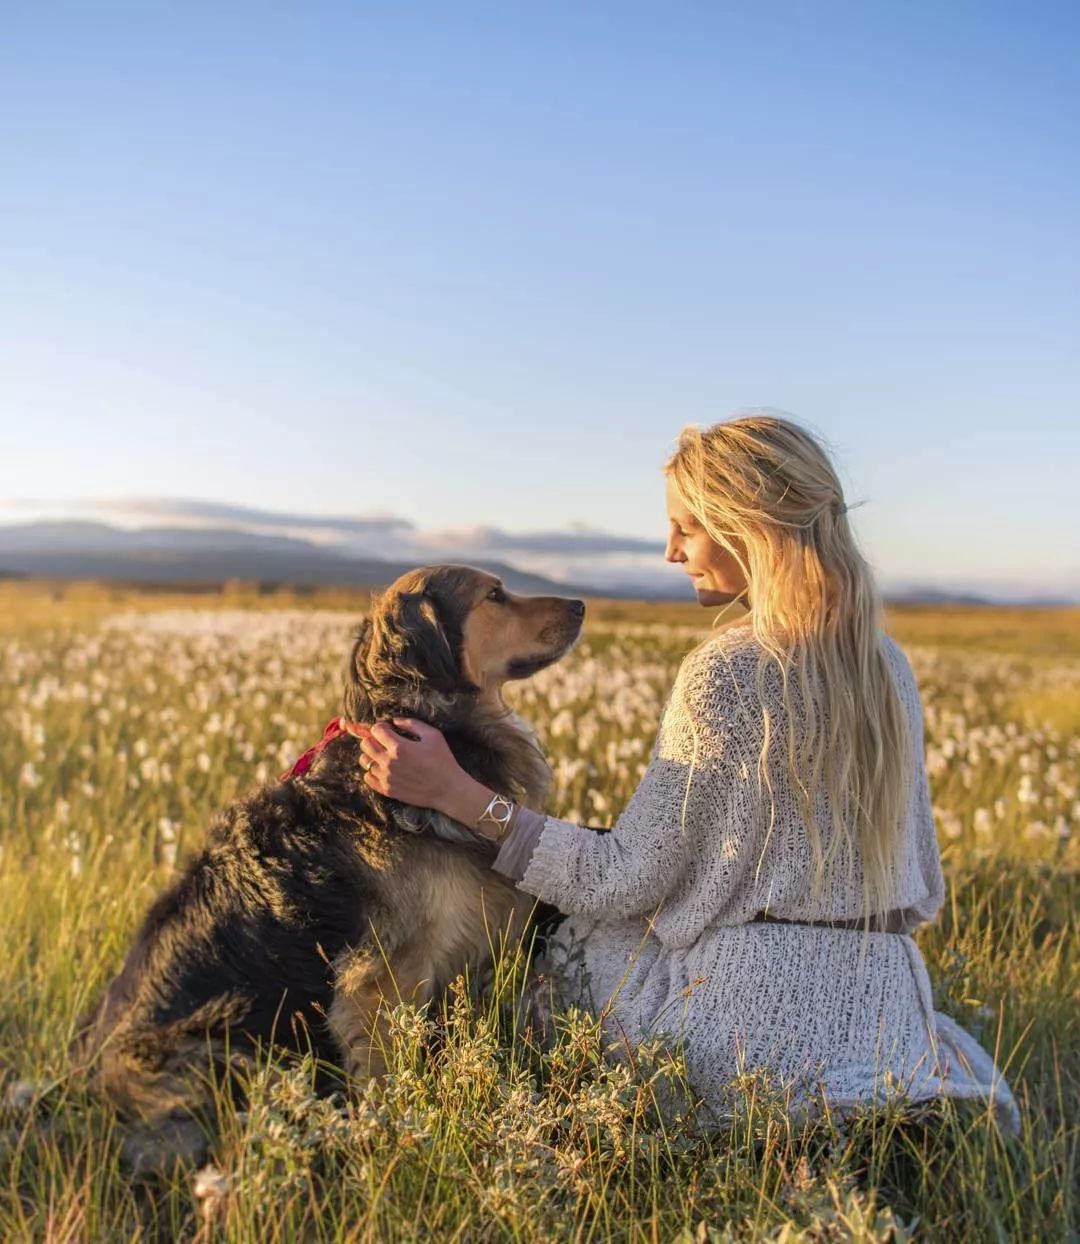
[{"x1": 1, "y1": 582, "x2": 1076, "y2": 1241}]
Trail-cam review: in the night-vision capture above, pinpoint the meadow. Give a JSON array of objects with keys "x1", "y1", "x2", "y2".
[{"x1": 0, "y1": 582, "x2": 1076, "y2": 1241}]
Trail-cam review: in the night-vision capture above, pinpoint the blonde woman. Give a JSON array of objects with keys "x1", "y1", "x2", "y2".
[{"x1": 354, "y1": 413, "x2": 1020, "y2": 1135}]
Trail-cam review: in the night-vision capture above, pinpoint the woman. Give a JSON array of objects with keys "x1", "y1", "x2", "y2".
[{"x1": 354, "y1": 414, "x2": 1021, "y2": 1135}]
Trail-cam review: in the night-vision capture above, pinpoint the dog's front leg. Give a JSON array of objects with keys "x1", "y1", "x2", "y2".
[{"x1": 328, "y1": 936, "x2": 438, "y2": 1081}]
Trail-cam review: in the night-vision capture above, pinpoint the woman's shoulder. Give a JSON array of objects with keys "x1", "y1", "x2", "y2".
[
  {"x1": 680, "y1": 619, "x2": 763, "y2": 680},
  {"x1": 672, "y1": 621, "x2": 763, "y2": 722},
  {"x1": 680, "y1": 623, "x2": 918, "y2": 704}
]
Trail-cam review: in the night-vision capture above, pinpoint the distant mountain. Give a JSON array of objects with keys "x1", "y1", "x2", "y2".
[
  {"x1": 0, "y1": 520, "x2": 1075, "y2": 605},
  {"x1": 884, "y1": 587, "x2": 996, "y2": 607},
  {"x1": 882, "y1": 585, "x2": 1079, "y2": 608},
  {"x1": 0, "y1": 520, "x2": 590, "y2": 596}
]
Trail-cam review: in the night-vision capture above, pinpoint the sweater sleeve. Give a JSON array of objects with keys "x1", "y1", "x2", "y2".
[
  {"x1": 514, "y1": 645, "x2": 748, "y2": 920},
  {"x1": 491, "y1": 806, "x2": 550, "y2": 882}
]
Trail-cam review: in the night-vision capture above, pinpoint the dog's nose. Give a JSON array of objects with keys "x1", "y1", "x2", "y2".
[{"x1": 568, "y1": 599, "x2": 586, "y2": 619}]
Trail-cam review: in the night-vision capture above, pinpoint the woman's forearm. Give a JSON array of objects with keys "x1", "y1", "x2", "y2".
[
  {"x1": 438, "y1": 771, "x2": 498, "y2": 834},
  {"x1": 437, "y1": 773, "x2": 544, "y2": 851},
  {"x1": 353, "y1": 717, "x2": 530, "y2": 844}
]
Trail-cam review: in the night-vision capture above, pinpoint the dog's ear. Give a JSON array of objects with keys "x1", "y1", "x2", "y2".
[
  {"x1": 345, "y1": 591, "x2": 463, "y2": 720},
  {"x1": 343, "y1": 618, "x2": 377, "y2": 721},
  {"x1": 374, "y1": 590, "x2": 461, "y2": 693}
]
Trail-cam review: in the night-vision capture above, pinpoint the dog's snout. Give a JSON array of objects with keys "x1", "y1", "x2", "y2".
[{"x1": 566, "y1": 599, "x2": 586, "y2": 620}]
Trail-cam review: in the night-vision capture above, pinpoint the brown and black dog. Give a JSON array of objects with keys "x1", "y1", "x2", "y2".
[{"x1": 71, "y1": 564, "x2": 584, "y2": 1172}]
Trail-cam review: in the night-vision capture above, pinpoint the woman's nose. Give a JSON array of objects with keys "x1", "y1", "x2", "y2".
[{"x1": 664, "y1": 535, "x2": 684, "y2": 563}]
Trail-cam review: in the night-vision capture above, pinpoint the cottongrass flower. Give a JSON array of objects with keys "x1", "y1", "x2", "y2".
[
  {"x1": 192, "y1": 1164, "x2": 229, "y2": 1226},
  {"x1": 157, "y1": 816, "x2": 180, "y2": 869},
  {"x1": 65, "y1": 832, "x2": 83, "y2": 879},
  {"x1": 0, "y1": 596, "x2": 1075, "y2": 1238}
]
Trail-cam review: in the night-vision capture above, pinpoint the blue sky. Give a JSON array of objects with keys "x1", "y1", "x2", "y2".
[{"x1": 2, "y1": 2, "x2": 1078, "y2": 597}]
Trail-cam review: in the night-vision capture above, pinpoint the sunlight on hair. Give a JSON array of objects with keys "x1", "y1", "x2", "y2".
[{"x1": 664, "y1": 412, "x2": 908, "y2": 927}]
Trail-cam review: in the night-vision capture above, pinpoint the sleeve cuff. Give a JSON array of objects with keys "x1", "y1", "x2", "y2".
[{"x1": 490, "y1": 806, "x2": 548, "y2": 883}]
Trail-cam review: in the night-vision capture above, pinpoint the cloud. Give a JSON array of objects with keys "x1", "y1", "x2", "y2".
[
  {"x1": 417, "y1": 524, "x2": 665, "y2": 557},
  {"x1": 103, "y1": 498, "x2": 415, "y2": 536}
]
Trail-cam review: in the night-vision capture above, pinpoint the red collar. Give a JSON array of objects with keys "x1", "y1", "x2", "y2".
[{"x1": 279, "y1": 717, "x2": 363, "y2": 782}]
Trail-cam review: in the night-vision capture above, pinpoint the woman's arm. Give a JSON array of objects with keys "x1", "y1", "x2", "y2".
[
  {"x1": 354, "y1": 672, "x2": 746, "y2": 922},
  {"x1": 507, "y1": 744, "x2": 731, "y2": 918},
  {"x1": 513, "y1": 649, "x2": 753, "y2": 918}
]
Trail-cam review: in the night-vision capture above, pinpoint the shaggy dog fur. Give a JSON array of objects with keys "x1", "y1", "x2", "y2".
[{"x1": 70, "y1": 565, "x2": 584, "y2": 1174}]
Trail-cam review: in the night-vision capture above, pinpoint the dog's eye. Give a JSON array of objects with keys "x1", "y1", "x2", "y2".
[{"x1": 487, "y1": 586, "x2": 507, "y2": 604}]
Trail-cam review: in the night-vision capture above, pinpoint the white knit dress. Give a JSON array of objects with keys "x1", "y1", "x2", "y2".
[{"x1": 500, "y1": 622, "x2": 1021, "y2": 1134}]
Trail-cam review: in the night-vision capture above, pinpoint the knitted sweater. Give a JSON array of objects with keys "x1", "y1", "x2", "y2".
[{"x1": 494, "y1": 621, "x2": 1020, "y2": 1133}]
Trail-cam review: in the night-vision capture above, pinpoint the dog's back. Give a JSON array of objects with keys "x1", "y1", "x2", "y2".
[{"x1": 71, "y1": 774, "x2": 373, "y2": 1138}]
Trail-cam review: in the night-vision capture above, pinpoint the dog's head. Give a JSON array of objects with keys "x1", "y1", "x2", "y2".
[{"x1": 343, "y1": 564, "x2": 585, "y2": 723}]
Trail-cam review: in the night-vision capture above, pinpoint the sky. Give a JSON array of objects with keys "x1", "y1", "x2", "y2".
[{"x1": 2, "y1": 2, "x2": 1078, "y2": 598}]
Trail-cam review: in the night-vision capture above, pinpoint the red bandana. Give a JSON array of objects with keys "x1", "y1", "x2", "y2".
[{"x1": 279, "y1": 717, "x2": 364, "y2": 782}]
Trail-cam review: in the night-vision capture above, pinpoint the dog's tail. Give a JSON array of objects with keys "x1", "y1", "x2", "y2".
[{"x1": 72, "y1": 991, "x2": 254, "y2": 1177}]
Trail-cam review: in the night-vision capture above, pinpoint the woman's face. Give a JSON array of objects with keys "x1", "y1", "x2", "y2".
[{"x1": 664, "y1": 477, "x2": 750, "y2": 607}]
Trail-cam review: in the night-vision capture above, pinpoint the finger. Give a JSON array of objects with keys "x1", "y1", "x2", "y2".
[
  {"x1": 359, "y1": 735, "x2": 387, "y2": 759},
  {"x1": 391, "y1": 717, "x2": 427, "y2": 741},
  {"x1": 370, "y1": 721, "x2": 403, "y2": 755},
  {"x1": 345, "y1": 722, "x2": 372, "y2": 738},
  {"x1": 362, "y1": 767, "x2": 390, "y2": 796}
]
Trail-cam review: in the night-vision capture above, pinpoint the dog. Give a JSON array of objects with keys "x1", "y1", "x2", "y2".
[{"x1": 71, "y1": 564, "x2": 584, "y2": 1173}]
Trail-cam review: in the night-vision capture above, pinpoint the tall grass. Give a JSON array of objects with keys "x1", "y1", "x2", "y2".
[{"x1": 1, "y1": 585, "x2": 1075, "y2": 1240}]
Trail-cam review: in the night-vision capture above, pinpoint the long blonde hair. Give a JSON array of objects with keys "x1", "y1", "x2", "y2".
[{"x1": 665, "y1": 412, "x2": 910, "y2": 924}]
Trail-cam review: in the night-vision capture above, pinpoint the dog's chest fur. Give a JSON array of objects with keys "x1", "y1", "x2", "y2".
[{"x1": 310, "y1": 714, "x2": 548, "y2": 1078}]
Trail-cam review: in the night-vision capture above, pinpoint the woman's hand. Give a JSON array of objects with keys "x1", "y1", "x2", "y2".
[{"x1": 351, "y1": 718, "x2": 496, "y2": 829}]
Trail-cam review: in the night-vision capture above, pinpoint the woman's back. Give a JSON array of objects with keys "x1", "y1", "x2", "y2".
[
  {"x1": 623, "y1": 621, "x2": 945, "y2": 949},
  {"x1": 527, "y1": 622, "x2": 1017, "y2": 1131}
]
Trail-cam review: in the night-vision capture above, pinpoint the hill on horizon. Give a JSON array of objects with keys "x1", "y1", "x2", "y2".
[{"x1": 0, "y1": 519, "x2": 1075, "y2": 607}]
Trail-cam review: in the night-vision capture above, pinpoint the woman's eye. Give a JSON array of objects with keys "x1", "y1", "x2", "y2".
[{"x1": 487, "y1": 586, "x2": 507, "y2": 604}]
